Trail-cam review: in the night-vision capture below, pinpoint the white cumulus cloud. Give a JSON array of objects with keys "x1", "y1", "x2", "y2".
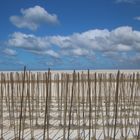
[
  {"x1": 134, "y1": 16, "x2": 140, "y2": 21},
  {"x1": 8, "y1": 32, "x2": 51, "y2": 50},
  {"x1": 10, "y1": 5, "x2": 59, "y2": 30},
  {"x1": 3, "y1": 48, "x2": 17, "y2": 56},
  {"x1": 30, "y1": 50, "x2": 59, "y2": 58},
  {"x1": 115, "y1": 0, "x2": 139, "y2": 3},
  {"x1": 7, "y1": 26, "x2": 140, "y2": 61}
]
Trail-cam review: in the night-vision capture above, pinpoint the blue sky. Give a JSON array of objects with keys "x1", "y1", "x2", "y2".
[{"x1": 0, "y1": 0, "x2": 140, "y2": 70}]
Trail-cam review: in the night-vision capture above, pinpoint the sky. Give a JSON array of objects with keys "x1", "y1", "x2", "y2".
[{"x1": 0, "y1": 0, "x2": 140, "y2": 70}]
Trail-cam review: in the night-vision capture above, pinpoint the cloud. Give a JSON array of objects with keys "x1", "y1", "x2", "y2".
[
  {"x1": 30, "y1": 50, "x2": 59, "y2": 58},
  {"x1": 134, "y1": 16, "x2": 140, "y2": 21},
  {"x1": 3, "y1": 48, "x2": 17, "y2": 56},
  {"x1": 7, "y1": 26, "x2": 140, "y2": 63},
  {"x1": 131, "y1": 53, "x2": 140, "y2": 62},
  {"x1": 7, "y1": 32, "x2": 59, "y2": 58},
  {"x1": 10, "y1": 5, "x2": 59, "y2": 30},
  {"x1": 115, "y1": 0, "x2": 139, "y2": 3},
  {"x1": 8, "y1": 32, "x2": 51, "y2": 50},
  {"x1": 103, "y1": 51, "x2": 128, "y2": 62}
]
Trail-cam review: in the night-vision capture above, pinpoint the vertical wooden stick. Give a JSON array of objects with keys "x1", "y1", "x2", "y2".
[
  {"x1": 19, "y1": 66, "x2": 26, "y2": 140},
  {"x1": 113, "y1": 71, "x2": 120, "y2": 140}
]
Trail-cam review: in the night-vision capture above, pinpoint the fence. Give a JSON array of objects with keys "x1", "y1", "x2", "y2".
[{"x1": 0, "y1": 68, "x2": 140, "y2": 140}]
